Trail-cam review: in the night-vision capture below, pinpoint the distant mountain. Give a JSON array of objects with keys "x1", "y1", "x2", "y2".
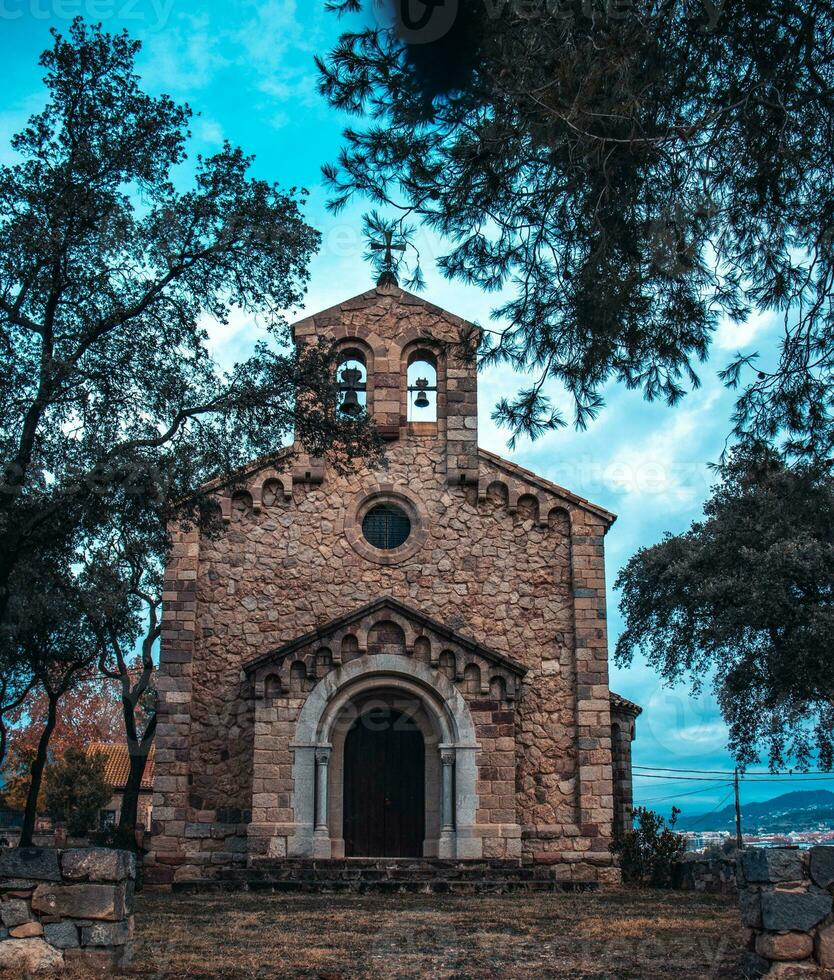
[{"x1": 675, "y1": 790, "x2": 834, "y2": 833}]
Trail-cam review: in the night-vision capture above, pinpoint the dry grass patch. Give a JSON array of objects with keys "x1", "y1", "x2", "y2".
[{"x1": 69, "y1": 887, "x2": 745, "y2": 979}]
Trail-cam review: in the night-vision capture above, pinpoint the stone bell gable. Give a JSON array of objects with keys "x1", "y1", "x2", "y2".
[
  {"x1": 292, "y1": 284, "x2": 480, "y2": 483},
  {"x1": 148, "y1": 284, "x2": 637, "y2": 887}
]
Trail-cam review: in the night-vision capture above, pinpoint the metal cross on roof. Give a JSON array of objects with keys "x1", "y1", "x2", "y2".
[{"x1": 370, "y1": 228, "x2": 406, "y2": 286}]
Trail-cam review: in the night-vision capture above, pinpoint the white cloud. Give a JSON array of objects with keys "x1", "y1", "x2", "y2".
[
  {"x1": 195, "y1": 117, "x2": 224, "y2": 146},
  {"x1": 200, "y1": 306, "x2": 269, "y2": 371},
  {"x1": 601, "y1": 388, "x2": 723, "y2": 507},
  {"x1": 714, "y1": 308, "x2": 779, "y2": 352},
  {"x1": 137, "y1": 14, "x2": 231, "y2": 94}
]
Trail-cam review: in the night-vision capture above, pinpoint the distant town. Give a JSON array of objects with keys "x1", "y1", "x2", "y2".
[
  {"x1": 676, "y1": 789, "x2": 834, "y2": 851},
  {"x1": 684, "y1": 829, "x2": 834, "y2": 851}
]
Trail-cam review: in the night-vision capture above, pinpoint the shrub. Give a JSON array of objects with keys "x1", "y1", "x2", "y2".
[
  {"x1": 44, "y1": 747, "x2": 111, "y2": 837},
  {"x1": 612, "y1": 806, "x2": 687, "y2": 887}
]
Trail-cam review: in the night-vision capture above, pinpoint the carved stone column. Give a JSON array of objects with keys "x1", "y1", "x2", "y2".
[
  {"x1": 440, "y1": 749, "x2": 455, "y2": 833},
  {"x1": 312, "y1": 746, "x2": 332, "y2": 858},
  {"x1": 438, "y1": 747, "x2": 456, "y2": 858}
]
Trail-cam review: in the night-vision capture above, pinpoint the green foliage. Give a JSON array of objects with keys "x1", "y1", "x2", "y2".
[
  {"x1": 612, "y1": 806, "x2": 687, "y2": 887},
  {"x1": 0, "y1": 19, "x2": 378, "y2": 843},
  {"x1": 0, "y1": 745, "x2": 42, "y2": 812},
  {"x1": 616, "y1": 446, "x2": 834, "y2": 770},
  {"x1": 44, "y1": 747, "x2": 111, "y2": 837},
  {"x1": 320, "y1": 1, "x2": 834, "y2": 453},
  {"x1": 0, "y1": 17, "x2": 381, "y2": 644}
]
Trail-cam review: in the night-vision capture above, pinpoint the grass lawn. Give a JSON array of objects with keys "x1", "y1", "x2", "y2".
[{"x1": 89, "y1": 887, "x2": 746, "y2": 979}]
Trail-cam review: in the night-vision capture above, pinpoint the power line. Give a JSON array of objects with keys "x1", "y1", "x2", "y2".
[
  {"x1": 684, "y1": 789, "x2": 737, "y2": 829},
  {"x1": 634, "y1": 773, "x2": 747, "y2": 782},
  {"x1": 634, "y1": 765, "x2": 834, "y2": 777},
  {"x1": 640, "y1": 781, "x2": 733, "y2": 805},
  {"x1": 634, "y1": 771, "x2": 834, "y2": 783}
]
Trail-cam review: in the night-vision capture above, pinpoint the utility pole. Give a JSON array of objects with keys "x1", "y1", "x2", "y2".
[{"x1": 734, "y1": 768, "x2": 744, "y2": 849}]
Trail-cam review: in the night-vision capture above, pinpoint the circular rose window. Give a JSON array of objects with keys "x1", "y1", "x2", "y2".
[
  {"x1": 362, "y1": 503, "x2": 412, "y2": 550},
  {"x1": 344, "y1": 487, "x2": 428, "y2": 565}
]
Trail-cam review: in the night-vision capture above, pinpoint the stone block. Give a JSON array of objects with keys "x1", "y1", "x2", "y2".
[
  {"x1": 10, "y1": 920, "x2": 44, "y2": 938},
  {"x1": 765, "y1": 963, "x2": 820, "y2": 978},
  {"x1": 0, "y1": 896, "x2": 32, "y2": 927},
  {"x1": 754, "y1": 931, "x2": 813, "y2": 962},
  {"x1": 809, "y1": 846, "x2": 834, "y2": 889},
  {"x1": 0, "y1": 938, "x2": 64, "y2": 974},
  {"x1": 740, "y1": 889, "x2": 763, "y2": 928},
  {"x1": 760, "y1": 890, "x2": 832, "y2": 932},
  {"x1": 741, "y1": 848, "x2": 805, "y2": 884},
  {"x1": 82, "y1": 919, "x2": 132, "y2": 946},
  {"x1": 0, "y1": 846, "x2": 61, "y2": 882},
  {"x1": 32, "y1": 882, "x2": 129, "y2": 921},
  {"x1": 61, "y1": 847, "x2": 135, "y2": 882},
  {"x1": 44, "y1": 920, "x2": 80, "y2": 949},
  {"x1": 817, "y1": 922, "x2": 834, "y2": 969}
]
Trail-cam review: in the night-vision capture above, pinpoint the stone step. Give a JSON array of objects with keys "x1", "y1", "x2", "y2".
[
  {"x1": 172, "y1": 877, "x2": 599, "y2": 895},
  {"x1": 245, "y1": 862, "x2": 531, "y2": 881},
  {"x1": 169, "y1": 858, "x2": 601, "y2": 895},
  {"x1": 250, "y1": 858, "x2": 524, "y2": 869}
]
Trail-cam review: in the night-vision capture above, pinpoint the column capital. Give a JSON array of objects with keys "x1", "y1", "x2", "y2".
[
  {"x1": 315, "y1": 746, "x2": 331, "y2": 766},
  {"x1": 440, "y1": 748, "x2": 455, "y2": 766}
]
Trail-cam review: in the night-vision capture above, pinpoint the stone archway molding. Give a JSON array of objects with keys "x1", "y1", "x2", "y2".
[{"x1": 289, "y1": 654, "x2": 481, "y2": 860}]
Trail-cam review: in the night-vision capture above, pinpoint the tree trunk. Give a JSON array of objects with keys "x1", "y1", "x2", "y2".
[
  {"x1": 117, "y1": 714, "x2": 156, "y2": 848},
  {"x1": 19, "y1": 693, "x2": 57, "y2": 847}
]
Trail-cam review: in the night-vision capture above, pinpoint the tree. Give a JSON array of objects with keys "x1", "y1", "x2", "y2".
[
  {"x1": 0, "y1": 665, "x2": 34, "y2": 772},
  {"x1": 44, "y1": 746, "x2": 111, "y2": 837},
  {"x1": 0, "y1": 19, "x2": 381, "y2": 842},
  {"x1": 319, "y1": 0, "x2": 834, "y2": 453},
  {"x1": 7, "y1": 564, "x2": 110, "y2": 846},
  {"x1": 615, "y1": 447, "x2": 834, "y2": 770},
  {"x1": 0, "y1": 17, "x2": 379, "y2": 626},
  {"x1": 2, "y1": 670, "x2": 122, "y2": 775},
  {"x1": 1, "y1": 748, "x2": 44, "y2": 813},
  {"x1": 93, "y1": 540, "x2": 161, "y2": 846}
]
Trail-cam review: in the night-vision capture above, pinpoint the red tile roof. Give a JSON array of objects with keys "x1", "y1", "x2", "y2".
[{"x1": 87, "y1": 743, "x2": 155, "y2": 790}]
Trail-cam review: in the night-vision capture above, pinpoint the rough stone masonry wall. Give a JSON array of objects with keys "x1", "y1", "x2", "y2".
[
  {"x1": 739, "y1": 846, "x2": 834, "y2": 977},
  {"x1": 0, "y1": 846, "x2": 135, "y2": 974}
]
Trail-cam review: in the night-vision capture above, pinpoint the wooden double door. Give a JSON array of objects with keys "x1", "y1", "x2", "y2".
[{"x1": 343, "y1": 708, "x2": 425, "y2": 858}]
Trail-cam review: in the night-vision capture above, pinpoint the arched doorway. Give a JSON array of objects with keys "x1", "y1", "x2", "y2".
[
  {"x1": 343, "y1": 707, "x2": 425, "y2": 857},
  {"x1": 287, "y1": 654, "x2": 482, "y2": 860}
]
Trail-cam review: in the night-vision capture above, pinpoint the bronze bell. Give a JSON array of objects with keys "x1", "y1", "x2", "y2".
[
  {"x1": 414, "y1": 378, "x2": 430, "y2": 409},
  {"x1": 339, "y1": 366, "x2": 363, "y2": 417},
  {"x1": 340, "y1": 387, "x2": 362, "y2": 416}
]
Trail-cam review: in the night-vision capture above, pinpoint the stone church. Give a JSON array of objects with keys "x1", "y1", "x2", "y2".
[{"x1": 148, "y1": 284, "x2": 640, "y2": 886}]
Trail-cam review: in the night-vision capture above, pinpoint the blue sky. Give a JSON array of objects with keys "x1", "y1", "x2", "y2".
[{"x1": 2, "y1": 1, "x2": 829, "y2": 816}]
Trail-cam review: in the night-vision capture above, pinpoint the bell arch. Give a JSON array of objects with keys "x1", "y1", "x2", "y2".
[
  {"x1": 399, "y1": 339, "x2": 446, "y2": 433},
  {"x1": 335, "y1": 339, "x2": 374, "y2": 419}
]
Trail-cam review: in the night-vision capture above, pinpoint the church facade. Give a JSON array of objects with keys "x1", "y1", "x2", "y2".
[{"x1": 148, "y1": 284, "x2": 639, "y2": 886}]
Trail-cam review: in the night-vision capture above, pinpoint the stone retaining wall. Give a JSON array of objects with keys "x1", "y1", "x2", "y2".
[
  {"x1": 672, "y1": 851, "x2": 738, "y2": 895},
  {"x1": 0, "y1": 846, "x2": 135, "y2": 974},
  {"x1": 739, "y1": 846, "x2": 834, "y2": 977}
]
